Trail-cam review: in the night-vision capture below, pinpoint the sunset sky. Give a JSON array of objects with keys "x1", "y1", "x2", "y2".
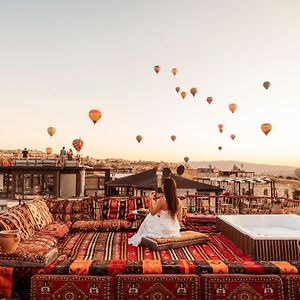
[{"x1": 1, "y1": 1, "x2": 300, "y2": 167}]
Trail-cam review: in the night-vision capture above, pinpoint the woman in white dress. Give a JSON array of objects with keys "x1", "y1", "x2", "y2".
[{"x1": 128, "y1": 178, "x2": 182, "y2": 247}]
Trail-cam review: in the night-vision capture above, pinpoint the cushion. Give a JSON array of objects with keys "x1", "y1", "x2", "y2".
[
  {"x1": 0, "y1": 234, "x2": 59, "y2": 267},
  {"x1": 116, "y1": 274, "x2": 200, "y2": 300},
  {"x1": 126, "y1": 197, "x2": 151, "y2": 221},
  {"x1": 0, "y1": 208, "x2": 34, "y2": 241},
  {"x1": 31, "y1": 274, "x2": 113, "y2": 300},
  {"x1": 47, "y1": 198, "x2": 93, "y2": 222},
  {"x1": 282, "y1": 275, "x2": 300, "y2": 300},
  {"x1": 71, "y1": 219, "x2": 129, "y2": 232},
  {"x1": 202, "y1": 274, "x2": 284, "y2": 300},
  {"x1": 31, "y1": 199, "x2": 54, "y2": 225},
  {"x1": 37, "y1": 222, "x2": 71, "y2": 239},
  {"x1": 141, "y1": 230, "x2": 208, "y2": 250},
  {"x1": 24, "y1": 202, "x2": 49, "y2": 230}
]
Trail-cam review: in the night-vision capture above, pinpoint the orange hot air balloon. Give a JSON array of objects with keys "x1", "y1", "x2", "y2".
[
  {"x1": 72, "y1": 138, "x2": 84, "y2": 152},
  {"x1": 230, "y1": 134, "x2": 236, "y2": 140},
  {"x1": 190, "y1": 87, "x2": 198, "y2": 97},
  {"x1": 184, "y1": 156, "x2": 189, "y2": 163},
  {"x1": 175, "y1": 87, "x2": 180, "y2": 93},
  {"x1": 154, "y1": 65, "x2": 160, "y2": 74},
  {"x1": 46, "y1": 147, "x2": 53, "y2": 155},
  {"x1": 136, "y1": 135, "x2": 143, "y2": 143},
  {"x1": 181, "y1": 91, "x2": 187, "y2": 99},
  {"x1": 229, "y1": 103, "x2": 237, "y2": 113},
  {"x1": 218, "y1": 124, "x2": 223, "y2": 130},
  {"x1": 218, "y1": 146, "x2": 222, "y2": 151},
  {"x1": 171, "y1": 68, "x2": 178, "y2": 76},
  {"x1": 171, "y1": 135, "x2": 176, "y2": 142},
  {"x1": 89, "y1": 109, "x2": 101, "y2": 124},
  {"x1": 47, "y1": 127, "x2": 56, "y2": 137},
  {"x1": 261, "y1": 123, "x2": 272, "y2": 136},
  {"x1": 263, "y1": 81, "x2": 271, "y2": 90},
  {"x1": 207, "y1": 97, "x2": 213, "y2": 104}
]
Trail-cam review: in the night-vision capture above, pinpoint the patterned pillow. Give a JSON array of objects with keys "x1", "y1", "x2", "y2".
[
  {"x1": 71, "y1": 220, "x2": 129, "y2": 232},
  {"x1": 101, "y1": 198, "x2": 111, "y2": 219},
  {"x1": 0, "y1": 211, "x2": 32, "y2": 241},
  {"x1": 126, "y1": 198, "x2": 138, "y2": 221},
  {"x1": 32, "y1": 199, "x2": 54, "y2": 225},
  {"x1": 126, "y1": 197, "x2": 150, "y2": 221},
  {"x1": 46, "y1": 199, "x2": 92, "y2": 222},
  {"x1": 141, "y1": 231, "x2": 208, "y2": 250},
  {"x1": 24, "y1": 203, "x2": 48, "y2": 230},
  {"x1": 93, "y1": 198, "x2": 104, "y2": 220},
  {"x1": 10, "y1": 206, "x2": 35, "y2": 238},
  {"x1": 0, "y1": 213, "x2": 19, "y2": 232},
  {"x1": 37, "y1": 222, "x2": 70, "y2": 239}
]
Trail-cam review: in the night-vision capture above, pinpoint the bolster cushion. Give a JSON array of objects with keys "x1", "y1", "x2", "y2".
[{"x1": 141, "y1": 230, "x2": 208, "y2": 250}]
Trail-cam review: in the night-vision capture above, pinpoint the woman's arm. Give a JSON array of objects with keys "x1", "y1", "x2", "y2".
[
  {"x1": 149, "y1": 196, "x2": 163, "y2": 216},
  {"x1": 177, "y1": 200, "x2": 183, "y2": 222}
]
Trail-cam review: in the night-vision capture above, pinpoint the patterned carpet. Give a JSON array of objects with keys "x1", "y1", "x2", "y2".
[{"x1": 59, "y1": 232, "x2": 251, "y2": 262}]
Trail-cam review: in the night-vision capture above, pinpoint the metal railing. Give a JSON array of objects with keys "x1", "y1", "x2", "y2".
[{"x1": 180, "y1": 194, "x2": 297, "y2": 215}]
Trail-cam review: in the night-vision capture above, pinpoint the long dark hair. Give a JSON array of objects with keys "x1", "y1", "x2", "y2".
[{"x1": 162, "y1": 178, "x2": 179, "y2": 219}]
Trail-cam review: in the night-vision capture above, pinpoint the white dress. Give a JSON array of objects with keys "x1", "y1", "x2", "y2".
[{"x1": 128, "y1": 210, "x2": 181, "y2": 247}]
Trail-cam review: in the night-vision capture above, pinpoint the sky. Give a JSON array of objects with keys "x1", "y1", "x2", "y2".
[{"x1": 0, "y1": 0, "x2": 300, "y2": 167}]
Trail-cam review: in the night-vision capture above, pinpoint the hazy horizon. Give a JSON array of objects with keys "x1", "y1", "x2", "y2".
[{"x1": 1, "y1": 1, "x2": 300, "y2": 167}]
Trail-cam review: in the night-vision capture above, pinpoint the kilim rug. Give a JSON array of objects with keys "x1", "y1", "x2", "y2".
[
  {"x1": 30, "y1": 274, "x2": 112, "y2": 300},
  {"x1": 59, "y1": 232, "x2": 251, "y2": 262},
  {"x1": 202, "y1": 274, "x2": 285, "y2": 300},
  {"x1": 116, "y1": 274, "x2": 199, "y2": 300}
]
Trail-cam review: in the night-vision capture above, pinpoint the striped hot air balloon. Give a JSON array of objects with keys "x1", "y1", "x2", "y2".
[{"x1": 72, "y1": 138, "x2": 84, "y2": 152}]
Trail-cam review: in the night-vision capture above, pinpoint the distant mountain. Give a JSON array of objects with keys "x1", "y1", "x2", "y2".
[{"x1": 189, "y1": 160, "x2": 297, "y2": 176}]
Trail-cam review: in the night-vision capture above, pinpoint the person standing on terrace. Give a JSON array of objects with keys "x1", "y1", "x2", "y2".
[
  {"x1": 67, "y1": 148, "x2": 73, "y2": 160},
  {"x1": 128, "y1": 177, "x2": 182, "y2": 247},
  {"x1": 60, "y1": 146, "x2": 67, "y2": 163}
]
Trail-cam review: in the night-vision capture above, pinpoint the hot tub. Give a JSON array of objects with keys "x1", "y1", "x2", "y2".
[{"x1": 216, "y1": 214, "x2": 300, "y2": 261}]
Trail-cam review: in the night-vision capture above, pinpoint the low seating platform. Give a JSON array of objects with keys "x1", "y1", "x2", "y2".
[{"x1": 0, "y1": 197, "x2": 300, "y2": 299}]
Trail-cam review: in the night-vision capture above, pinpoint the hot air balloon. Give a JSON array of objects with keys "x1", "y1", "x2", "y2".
[
  {"x1": 207, "y1": 97, "x2": 213, "y2": 104},
  {"x1": 175, "y1": 87, "x2": 180, "y2": 93},
  {"x1": 171, "y1": 68, "x2": 178, "y2": 76},
  {"x1": 261, "y1": 123, "x2": 272, "y2": 136},
  {"x1": 180, "y1": 91, "x2": 187, "y2": 99},
  {"x1": 230, "y1": 134, "x2": 236, "y2": 140},
  {"x1": 46, "y1": 147, "x2": 53, "y2": 155},
  {"x1": 263, "y1": 81, "x2": 271, "y2": 90},
  {"x1": 154, "y1": 65, "x2": 160, "y2": 74},
  {"x1": 229, "y1": 103, "x2": 237, "y2": 113},
  {"x1": 218, "y1": 146, "x2": 222, "y2": 151},
  {"x1": 89, "y1": 109, "x2": 101, "y2": 124},
  {"x1": 72, "y1": 138, "x2": 84, "y2": 152},
  {"x1": 171, "y1": 135, "x2": 176, "y2": 142},
  {"x1": 190, "y1": 87, "x2": 198, "y2": 97},
  {"x1": 184, "y1": 156, "x2": 189, "y2": 163},
  {"x1": 295, "y1": 169, "x2": 300, "y2": 178},
  {"x1": 136, "y1": 135, "x2": 143, "y2": 143},
  {"x1": 218, "y1": 124, "x2": 224, "y2": 133},
  {"x1": 47, "y1": 127, "x2": 56, "y2": 137}
]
